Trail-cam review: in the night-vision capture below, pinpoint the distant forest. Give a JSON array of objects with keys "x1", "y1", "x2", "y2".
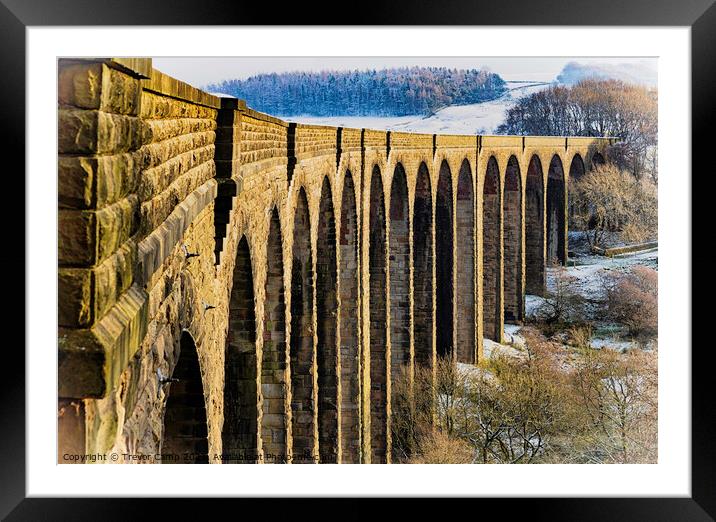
[{"x1": 206, "y1": 67, "x2": 507, "y2": 117}]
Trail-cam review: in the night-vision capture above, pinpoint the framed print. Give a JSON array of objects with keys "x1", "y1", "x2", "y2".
[{"x1": 4, "y1": 0, "x2": 714, "y2": 518}]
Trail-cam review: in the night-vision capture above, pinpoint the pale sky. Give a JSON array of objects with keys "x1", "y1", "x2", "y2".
[{"x1": 152, "y1": 57, "x2": 657, "y2": 90}]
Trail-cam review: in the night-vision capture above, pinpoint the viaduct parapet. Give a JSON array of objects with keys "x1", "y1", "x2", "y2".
[{"x1": 57, "y1": 58, "x2": 614, "y2": 463}]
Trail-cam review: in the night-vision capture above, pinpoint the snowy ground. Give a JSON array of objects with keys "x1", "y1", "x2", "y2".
[
  {"x1": 285, "y1": 81, "x2": 550, "y2": 135},
  {"x1": 551, "y1": 248, "x2": 658, "y2": 302},
  {"x1": 521, "y1": 244, "x2": 657, "y2": 354},
  {"x1": 525, "y1": 246, "x2": 658, "y2": 321}
]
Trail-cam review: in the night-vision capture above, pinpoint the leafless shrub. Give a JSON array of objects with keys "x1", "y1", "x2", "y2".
[
  {"x1": 604, "y1": 266, "x2": 658, "y2": 337},
  {"x1": 390, "y1": 363, "x2": 435, "y2": 461},
  {"x1": 534, "y1": 267, "x2": 586, "y2": 330},
  {"x1": 569, "y1": 347, "x2": 658, "y2": 463},
  {"x1": 566, "y1": 324, "x2": 593, "y2": 349},
  {"x1": 395, "y1": 331, "x2": 657, "y2": 464},
  {"x1": 409, "y1": 429, "x2": 474, "y2": 464},
  {"x1": 570, "y1": 164, "x2": 658, "y2": 246}
]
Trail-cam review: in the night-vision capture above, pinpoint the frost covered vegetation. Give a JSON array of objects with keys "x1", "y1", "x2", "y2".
[
  {"x1": 392, "y1": 319, "x2": 658, "y2": 464},
  {"x1": 206, "y1": 67, "x2": 507, "y2": 117},
  {"x1": 570, "y1": 163, "x2": 658, "y2": 247},
  {"x1": 497, "y1": 79, "x2": 658, "y2": 183},
  {"x1": 391, "y1": 242, "x2": 658, "y2": 464}
]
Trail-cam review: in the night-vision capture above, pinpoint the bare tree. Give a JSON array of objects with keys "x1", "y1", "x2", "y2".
[
  {"x1": 570, "y1": 347, "x2": 658, "y2": 463},
  {"x1": 498, "y1": 79, "x2": 658, "y2": 181},
  {"x1": 570, "y1": 163, "x2": 657, "y2": 247}
]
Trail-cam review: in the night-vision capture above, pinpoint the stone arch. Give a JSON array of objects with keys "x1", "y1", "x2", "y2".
[
  {"x1": 389, "y1": 162, "x2": 412, "y2": 462},
  {"x1": 435, "y1": 160, "x2": 454, "y2": 358},
  {"x1": 290, "y1": 188, "x2": 315, "y2": 461},
  {"x1": 591, "y1": 152, "x2": 606, "y2": 169},
  {"x1": 223, "y1": 236, "x2": 258, "y2": 463},
  {"x1": 412, "y1": 162, "x2": 433, "y2": 368},
  {"x1": 162, "y1": 330, "x2": 209, "y2": 464},
  {"x1": 339, "y1": 171, "x2": 360, "y2": 463},
  {"x1": 369, "y1": 166, "x2": 388, "y2": 464},
  {"x1": 525, "y1": 156, "x2": 545, "y2": 295},
  {"x1": 456, "y1": 159, "x2": 475, "y2": 363},
  {"x1": 503, "y1": 155, "x2": 523, "y2": 322},
  {"x1": 317, "y1": 176, "x2": 338, "y2": 463},
  {"x1": 568, "y1": 154, "x2": 586, "y2": 233},
  {"x1": 389, "y1": 163, "x2": 410, "y2": 384},
  {"x1": 547, "y1": 155, "x2": 566, "y2": 265},
  {"x1": 569, "y1": 153, "x2": 586, "y2": 181},
  {"x1": 482, "y1": 156, "x2": 501, "y2": 341},
  {"x1": 261, "y1": 208, "x2": 288, "y2": 463}
]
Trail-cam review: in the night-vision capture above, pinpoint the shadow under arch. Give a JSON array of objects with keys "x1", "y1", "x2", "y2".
[
  {"x1": 482, "y1": 156, "x2": 501, "y2": 342},
  {"x1": 261, "y1": 207, "x2": 288, "y2": 463},
  {"x1": 503, "y1": 155, "x2": 523, "y2": 322},
  {"x1": 412, "y1": 162, "x2": 433, "y2": 368},
  {"x1": 525, "y1": 155, "x2": 545, "y2": 295},
  {"x1": 547, "y1": 155, "x2": 566, "y2": 265},
  {"x1": 568, "y1": 154, "x2": 586, "y2": 243},
  {"x1": 162, "y1": 330, "x2": 209, "y2": 464},
  {"x1": 389, "y1": 162, "x2": 411, "y2": 463},
  {"x1": 369, "y1": 165, "x2": 388, "y2": 464},
  {"x1": 591, "y1": 151, "x2": 605, "y2": 169},
  {"x1": 456, "y1": 159, "x2": 475, "y2": 363},
  {"x1": 339, "y1": 171, "x2": 360, "y2": 463},
  {"x1": 290, "y1": 188, "x2": 315, "y2": 462},
  {"x1": 389, "y1": 163, "x2": 410, "y2": 387},
  {"x1": 435, "y1": 160, "x2": 454, "y2": 358},
  {"x1": 223, "y1": 236, "x2": 259, "y2": 463},
  {"x1": 317, "y1": 176, "x2": 338, "y2": 463}
]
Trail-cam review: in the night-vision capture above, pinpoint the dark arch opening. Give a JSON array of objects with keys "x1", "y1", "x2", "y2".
[
  {"x1": 261, "y1": 208, "x2": 287, "y2": 463},
  {"x1": 389, "y1": 164, "x2": 410, "y2": 381},
  {"x1": 591, "y1": 152, "x2": 605, "y2": 169},
  {"x1": 389, "y1": 163, "x2": 411, "y2": 462},
  {"x1": 162, "y1": 331, "x2": 209, "y2": 464},
  {"x1": 435, "y1": 161, "x2": 454, "y2": 359},
  {"x1": 503, "y1": 156, "x2": 523, "y2": 323},
  {"x1": 413, "y1": 163, "x2": 433, "y2": 368},
  {"x1": 456, "y1": 160, "x2": 475, "y2": 363},
  {"x1": 339, "y1": 172, "x2": 360, "y2": 463},
  {"x1": 525, "y1": 156, "x2": 545, "y2": 296},
  {"x1": 317, "y1": 177, "x2": 338, "y2": 463},
  {"x1": 290, "y1": 189, "x2": 315, "y2": 462},
  {"x1": 482, "y1": 157, "x2": 501, "y2": 341},
  {"x1": 568, "y1": 154, "x2": 586, "y2": 234},
  {"x1": 547, "y1": 156, "x2": 566, "y2": 266},
  {"x1": 369, "y1": 166, "x2": 388, "y2": 463},
  {"x1": 223, "y1": 236, "x2": 258, "y2": 463}
]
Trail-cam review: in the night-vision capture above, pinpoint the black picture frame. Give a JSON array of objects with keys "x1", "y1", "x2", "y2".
[{"x1": 3, "y1": 0, "x2": 712, "y2": 518}]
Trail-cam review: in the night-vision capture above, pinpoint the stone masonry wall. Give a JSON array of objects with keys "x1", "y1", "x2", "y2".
[{"x1": 58, "y1": 58, "x2": 615, "y2": 464}]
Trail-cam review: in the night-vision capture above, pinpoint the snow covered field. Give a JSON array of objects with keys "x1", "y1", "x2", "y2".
[
  {"x1": 285, "y1": 81, "x2": 550, "y2": 135},
  {"x1": 512, "y1": 245, "x2": 658, "y2": 355}
]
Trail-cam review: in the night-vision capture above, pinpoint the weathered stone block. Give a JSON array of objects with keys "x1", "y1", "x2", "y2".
[
  {"x1": 58, "y1": 62, "x2": 103, "y2": 110},
  {"x1": 59, "y1": 152, "x2": 143, "y2": 210},
  {"x1": 59, "y1": 210, "x2": 96, "y2": 266},
  {"x1": 101, "y1": 65, "x2": 142, "y2": 116},
  {"x1": 58, "y1": 268, "x2": 92, "y2": 326},
  {"x1": 58, "y1": 109, "x2": 142, "y2": 155},
  {"x1": 58, "y1": 61, "x2": 143, "y2": 116},
  {"x1": 58, "y1": 284, "x2": 148, "y2": 399},
  {"x1": 95, "y1": 196, "x2": 140, "y2": 262}
]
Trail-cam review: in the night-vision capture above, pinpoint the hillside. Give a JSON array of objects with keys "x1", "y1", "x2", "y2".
[
  {"x1": 287, "y1": 81, "x2": 549, "y2": 134},
  {"x1": 206, "y1": 67, "x2": 507, "y2": 117}
]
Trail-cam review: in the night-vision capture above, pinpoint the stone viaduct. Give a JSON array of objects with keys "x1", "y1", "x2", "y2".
[{"x1": 57, "y1": 58, "x2": 614, "y2": 464}]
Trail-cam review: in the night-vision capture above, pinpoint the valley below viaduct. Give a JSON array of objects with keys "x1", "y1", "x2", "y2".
[{"x1": 58, "y1": 58, "x2": 613, "y2": 464}]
